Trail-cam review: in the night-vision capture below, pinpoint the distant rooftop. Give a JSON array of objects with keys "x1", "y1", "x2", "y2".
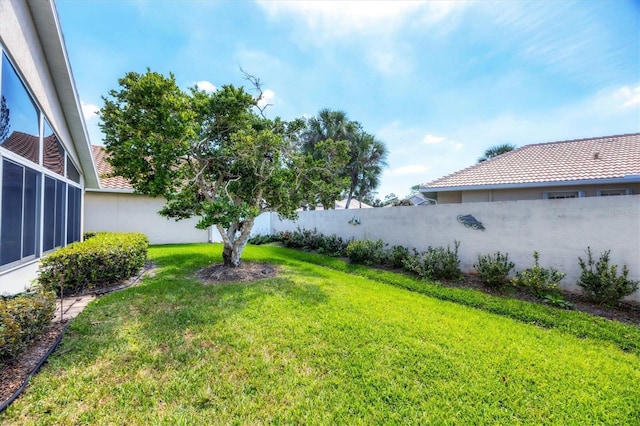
[
  {"x1": 91, "y1": 145, "x2": 133, "y2": 190},
  {"x1": 422, "y1": 133, "x2": 640, "y2": 191}
]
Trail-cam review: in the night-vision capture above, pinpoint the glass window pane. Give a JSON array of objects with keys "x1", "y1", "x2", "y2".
[
  {"x1": 22, "y1": 167, "x2": 39, "y2": 257},
  {"x1": 1, "y1": 160, "x2": 23, "y2": 265},
  {"x1": 55, "y1": 180, "x2": 66, "y2": 247},
  {"x1": 66, "y1": 157, "x2": 80, "y2": 183},
  {"x1": 1, "y1": 53, "x2": 39, "y2": 163},
  {"x1": 43, "y1": 119, "x2": 65, "y2": 175},
  {"x1": 43, "y1": 176, "x2": 55, "y2": 251}
]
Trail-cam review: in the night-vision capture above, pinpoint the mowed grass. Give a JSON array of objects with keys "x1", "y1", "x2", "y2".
[{"x1": 2, "y1": 244, "x2": 639, "y2": 425}]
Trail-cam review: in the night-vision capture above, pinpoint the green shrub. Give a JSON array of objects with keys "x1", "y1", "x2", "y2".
[
  {"x1": 512, "y1": 251, "x2": 566, "y2": 296},
  {"x1": 577, "y1": 247, "x2": 639, "y2": 306},
  {"x1": 38, "y1": 232, "x2": 148, "y2": 296},
  {"x1": 346, "y1": 239, "x2": 386, "y2": 265},
  {"x1": 247, "y1": 234, "x2": 277, "y2": 245},
  {"x1": 0, "y1": 291, "x2": 56, "y2": 366},
  {"x1": 402, "y1": 242, "x2": 461, "y2": 280},
  {"x1": 475, "y1": 251, "x2": 515, "y2": 288},
  {"x1": 388, "y1": 245, "x2": 410, "y2": 269},
  {"x1": 315, "y1": 234, "x2": 349, "y2": 257}
]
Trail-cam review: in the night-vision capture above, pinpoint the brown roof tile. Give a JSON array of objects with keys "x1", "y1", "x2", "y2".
[
  {"x1": 91, "y1": 145, "x2": 133, "y2": 190},
  {"x1": 422, "y1": 133, "x2": 640, "y2": 190}
]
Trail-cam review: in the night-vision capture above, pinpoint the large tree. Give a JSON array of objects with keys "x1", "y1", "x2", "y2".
[
  {"x1": 100, "y1": 70, "x2": 349, "y2": 267},
  {"x1": 302, "y1": 109, "x2": 387, "y2": 209}
]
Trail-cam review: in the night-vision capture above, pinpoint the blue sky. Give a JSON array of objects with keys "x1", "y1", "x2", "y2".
[{"x1": 57, "y1": 0, "x2": 640, "y2": 199}]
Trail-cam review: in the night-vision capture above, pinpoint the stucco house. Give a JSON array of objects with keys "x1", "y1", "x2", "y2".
[
  {"x1": 421, "y1": 133, "x2": 640, "y2": 204},
  {"x1": 84, "y1": 145, "x2": 213, "y2": 245},
  {"x1": 0, "y1": 0, "x2": 100, "y2": 295}
]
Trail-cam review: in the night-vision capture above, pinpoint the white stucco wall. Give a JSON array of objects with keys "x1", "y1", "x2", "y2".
[
  {"x1": 1, "y1": 1, "x2": 93, "y2": 295},
  {"x1": 85, "y1": 192, "x2": 215, "y2": 245},
  {"x1": 270, "y1": 195, "x2": 640, "y2": 302}
]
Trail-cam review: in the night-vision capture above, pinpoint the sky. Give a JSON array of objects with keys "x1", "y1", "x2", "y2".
[{"x1": 56, "y1": 0, "x2": 640, "y2": 200}]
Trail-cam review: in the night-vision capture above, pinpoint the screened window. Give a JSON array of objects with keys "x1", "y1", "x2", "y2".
[
  {"x1": 67, "y1": 186, "x2": 81, "y2": 244},
  {"x1": 597, "y1": 189, "x2": 631, "y2": 196},
  {"x1": 0, "y1": 159, "x2": 39, "y2": 266},
  {"x1": 67, "y1": 157, "x2": 80, "y2": 183},
  {"x1": 0, "y1": 53, "x2": 39, "y2": 163},
  {"x1": 43, "y1": 176, "x2": 68, "y2": 252},
  {"x1": 43, "y1": 119, "x2": 65, "y2": 175}
]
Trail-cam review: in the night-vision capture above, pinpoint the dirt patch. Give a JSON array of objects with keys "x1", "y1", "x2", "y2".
[{"x1": 196, "y1": 262, "x2": 279, "y2": 284}]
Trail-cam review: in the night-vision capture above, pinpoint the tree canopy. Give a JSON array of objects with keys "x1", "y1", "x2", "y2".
[
  {"x1": 301, "y1": 109, "x2": 388, "y2": 209},
  {"x1": 477, "y1": 143, "x2": 516, "y2": 162},
  {"x1": 100, "y1": 70, "x2": 349, "y2": 266}
]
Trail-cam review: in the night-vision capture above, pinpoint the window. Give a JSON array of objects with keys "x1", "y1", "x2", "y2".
[
  {"x1": 597, "y1": 189, "x2": 631, "y2": 196},
  {"x1": 43, "y1": 119, "x2": 65, "y2": 175},
  {"x1": 0, "y1": 53, "x2": 39, "y2": 164},
  {"x1": 1, "y1": 48, "x2": 83, "y2": 271},
  {"x1": 543, "y1": 191, "x2": 585, "y2": 199},
  {"x1": 0, "y1": 159, "x2": 39, "y2": 266},
  {"x1": 43, "y1": 176, "x2": 67, "y2": 252},
  {"x1": 67, "y1": 186, "x2": 81, "y2": 244}
]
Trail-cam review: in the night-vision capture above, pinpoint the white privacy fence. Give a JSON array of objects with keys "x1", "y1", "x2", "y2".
[{"x1": 263, "y1": 195, "x2": 640, "y2": 302}]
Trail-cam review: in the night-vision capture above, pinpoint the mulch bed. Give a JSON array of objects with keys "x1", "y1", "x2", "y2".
[{"x1": 196, "y1": 262, "x2": 279, "y2": 284}]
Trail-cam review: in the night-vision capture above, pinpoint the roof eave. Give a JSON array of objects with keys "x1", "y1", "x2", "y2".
[
  {"x1": 421, "y1": 176, "x2": 640, "y2": 193},
  {"x1": 28, "y1": 0, "x2": 100, "y2": 189}
]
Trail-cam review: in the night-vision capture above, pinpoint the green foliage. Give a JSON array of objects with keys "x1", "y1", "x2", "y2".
[
  {"x1": 4, "y1": 243, "x2": 638, "y2": 424},
  {"x1": 512, "y1": 251, "x2": 566, "y2": 296},
  {"x1": 0, "y1": 291, "x2": 55, "y2": 366},
  {"x1": 37, "y1": 232, "x2": 148, "y2": 295},
  {"x1": 474, "y1": 251, "x2": 515, "y2": 287},
  {"x1": 346, "y1": 239, "x2": 387, "y2": 265},
  {"x1": 402, "y1": 241, "x2": 461, "y2": 280},
  {"x1": 577, "y1": 247, "x2": 639, "y2": 306},
  {"x1": 301, "y1": 109, "x2": 388, "y2": 209},
  {"x1": 388, "y1": 245, "x2": 410, "y2": 269},
  {"x1": 247, "y1": 234, "x2": 278, "y2": 245},
  {"x1": 275, "y1": 228, "x2": 349, "y2": 257},
  {"x1": 100, "y1": 70, "x2": 349, "y2": 266},
  {"x1": 542, "y1": 293, "x2": 574, "y2": 309}
]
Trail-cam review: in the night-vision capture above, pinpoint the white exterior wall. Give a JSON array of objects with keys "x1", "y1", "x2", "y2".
[
  {"x1": 271, "y1": 195, "x2": 640, "y2": 302},
  {"x1": 0, "y1": 1, "x2": 94, "y2": 295},
  {"x1": 85, "y1": 192, "x2": 214, "y2": 245}
]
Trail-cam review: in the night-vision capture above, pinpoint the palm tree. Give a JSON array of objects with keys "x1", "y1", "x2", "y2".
[
  {"x1": 345, "y1": 132, "x2": 388, "y2": 208},
  {"x1": 302, "y1": 109, "x2": 358, "y2": 156},
  {"x1": 477, "y1": 143, "x2": 516, "y2": 162}
]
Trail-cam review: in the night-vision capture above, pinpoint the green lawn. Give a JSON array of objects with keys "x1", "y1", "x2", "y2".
[{"x1": 2, "y1": 244, "x2": 639, "y2": 425}]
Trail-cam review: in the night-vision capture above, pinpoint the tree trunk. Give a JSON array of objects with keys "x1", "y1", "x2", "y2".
[
  {"x1": 222, "y1": 243, "x2": 242, "y2": 267},
  {"x1": 217, "y1": 217, "x2": 255, "y2": 268}
]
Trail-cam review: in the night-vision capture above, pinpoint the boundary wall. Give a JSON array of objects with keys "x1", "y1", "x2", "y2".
[{"x1": 268, "y1": 195, "x2": 640, "y2": 302}]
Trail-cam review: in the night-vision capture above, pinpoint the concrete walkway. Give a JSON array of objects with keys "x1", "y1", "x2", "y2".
[{"x1": 53, "y1": 294, "x2": 95, "y2": 321}]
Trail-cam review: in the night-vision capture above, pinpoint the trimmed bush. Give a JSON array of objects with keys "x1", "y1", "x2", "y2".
[
  {"x1": 512, "y1": 251, "x2": 566, "y2": 296},
  {"x1": 475, "y1": 251, "x2": 515, "y2": 288},
  {"x1": 275, "y1": 228, "x2": 349, "y2": 257},
  {"x1": 38, "y1": 232, "x2": 148, "y2": 296},
  {"x1": 577, "y1": 247, "x2": 639, "y2": 306},
  {"x1": 388, "y1": 245, "x2": 410, "y2": 269},
  {"x1": 1, "y1": 291, "x2": 56, "y2": 366},
  {"x1": 346, "y1": 239, "x2": 386, "y2": 266},
  {"x1": 402, "y1": 242, "x2": 461, "y2": 280}
]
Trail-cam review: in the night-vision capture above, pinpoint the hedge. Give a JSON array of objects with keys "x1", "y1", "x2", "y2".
[
  {"x1": 0, "y1": 291, "x2": 56, "y2": 366},
  {"x1": 37, "y1": 232, "x2": 148, "y2": 296}
]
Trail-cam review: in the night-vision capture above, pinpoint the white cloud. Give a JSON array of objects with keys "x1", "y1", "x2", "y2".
[
  {"x1": 257, "y1": 89, "x2": 275, "y2": 108},
  {"x1": 81, "y1": 101, "x2": 99, "y2": 121},
  {"x1": 195, "y1": 80, "x2": 216, "y2": 92},
  {"x1": 423, "y1": 134, "x2": 445, "y2": 144},
  {"x1": 614, "y1": 85, "x2": 640, "y2": 108}
]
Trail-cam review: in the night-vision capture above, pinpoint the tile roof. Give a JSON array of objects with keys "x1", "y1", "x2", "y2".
[
  {"x1": 91, "y1": 145, "x2": 133, "y2": 190},
  {"x1": 422, "y1": 133, "x2": 640, "y2": 190}
]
